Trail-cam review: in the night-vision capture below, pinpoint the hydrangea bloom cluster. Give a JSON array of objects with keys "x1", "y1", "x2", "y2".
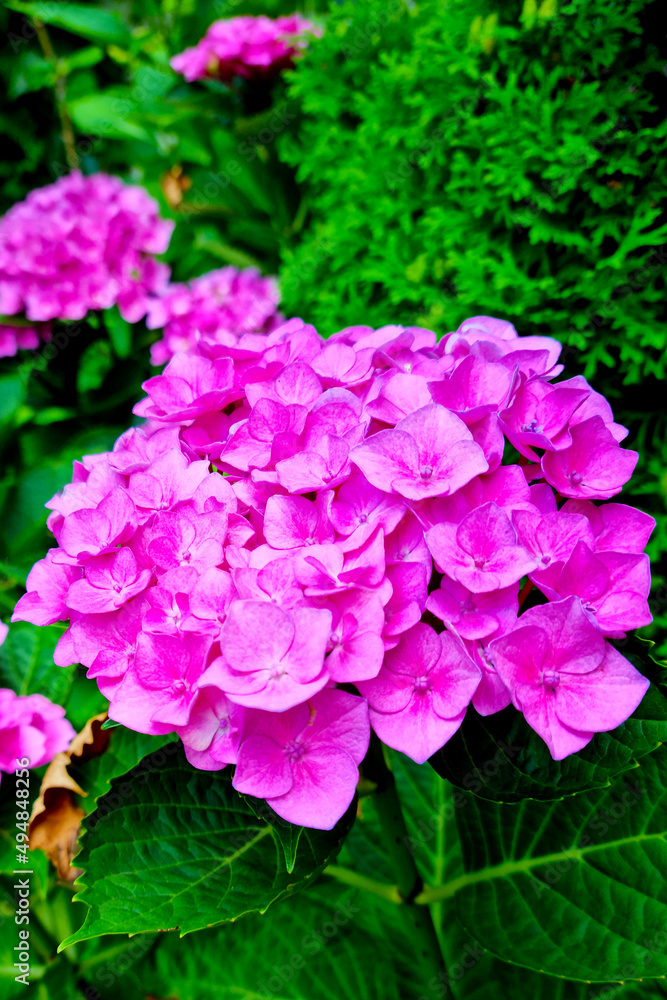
[
  {"x1": 13, "y1": 315, "x2": 654, "y2": 828},
  {"x1": 0, "y1": 322, "x2": 51, "y2": 359},
  {"x1": 170, "y1": 15, "x2": 318, "y2": 83},
  {"x1": 146, "y1": 267, "x2": 282, "y2": 366},
  {"x1": 0, "y1": 172, "x2": 174, "y2": 356},
  {"x1": 0, "y1": 687, "x2": 75, "y2": 783}
]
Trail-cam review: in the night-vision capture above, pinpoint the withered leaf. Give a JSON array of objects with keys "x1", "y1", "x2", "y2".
[{"x1": 29, "y1": 712, "x2": 110, "y2": 881}]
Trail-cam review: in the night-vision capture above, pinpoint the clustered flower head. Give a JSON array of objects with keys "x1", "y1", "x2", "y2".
[
  {"x1": 146, "y1": 266, "x2": 283, "y2": 366},
  {"x1": 0, "y1": 171, "x2": 174, "y2": 356},
  {"x1": 14, "y1": 315, "x2": 654, "y2": 829},
  {"x1": 170, "y1": 14, "x2": 319, "y2": 83},
  {"x1": 0, "y1": 686, "x2": 75, "y2": 782},
  {"x1": 0, "y1": 322, "x2": 51, "y2": 359}
]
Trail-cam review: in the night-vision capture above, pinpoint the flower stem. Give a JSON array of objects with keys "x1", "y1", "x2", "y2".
[
  {"x1": 363, "y1": 734, "x2": 447, "y2": 992},
  {"x1": 324, "y1": 864, "x2": 402, "y2": 903},
  {"x1": 32, "y1": 18, "x2": 80, "y2": 171}
]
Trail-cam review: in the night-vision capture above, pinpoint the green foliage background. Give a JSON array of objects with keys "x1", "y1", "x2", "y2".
[
  {"x1": 0, "y1": 1, "x2": 666, "y2": 999},
  {"x1": 278, "y1": 0, "x2": 667, "y2": 654}
]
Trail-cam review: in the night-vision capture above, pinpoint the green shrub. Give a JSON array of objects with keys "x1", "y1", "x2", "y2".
[
  {"x1": 280, "y1": 0, "x2": 666, "y2": 376},
  {"x1": 279, "y1": 0, "x2": 667, "y2": 651}
]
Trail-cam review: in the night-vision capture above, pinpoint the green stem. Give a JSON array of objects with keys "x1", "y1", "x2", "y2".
[
  {"x1": 32, "y1": 18, "x2": 79, "y2": 171},
  {"x1": 363, "y1": 734, "x2": 447, "y2": 992},
  {"x1": 324, "y1": 864, "x2": 401, "y2": 904},
  {"x1": 429, "y1": 775, "x2": 447, "y2": 956}
]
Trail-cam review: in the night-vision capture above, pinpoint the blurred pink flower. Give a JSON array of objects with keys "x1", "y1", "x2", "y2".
[
  {"x1": 171, "y1": 14, "x2": 319, "y2": 83},
  {"x1": 0, "y1": 172, "x2": 173, "y2": 351}
]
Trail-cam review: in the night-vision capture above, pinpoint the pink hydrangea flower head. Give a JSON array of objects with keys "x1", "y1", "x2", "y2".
[
  {"x1": 204, "y1": 600, "x2": 331, "y2": 711},
  {"x1": 0, "y1": 172, "x2": 173, "y2": 326},
  {"x1": 233, "y1": 688, "x2": 369, "y2": 830},
  {"x1": 175, "y1": 688, "x2": 245, "y2": 770},
  {"x1": 358, "y1": 624, "x2": 481, "y2": 764},
  {"x1": 350, "y1": 403, "x2": 488, "y2": 500},
  {"x1": 146, "y1": 267, "x2": 282, "y2": 365},
  {"x1": 426, "y1": 502, "x2": 536, "y2": 593},
  {"x1": 171, "y1": 14, "x2": 319, "y2": 84},
  {"x1": 0, "y1": 321, "x2": 51, "y2": 358},
  {"x1": 12, "y1": 312, "x2": 654, "y2": 828},
  {"x1": 0, "y1": 687, "x2": 75, "y2": 776},
  {"x1": 489, "y1": 597, "x2": 649, "y2": 759},
  {"x1": 541, "y1": 417, "x2": 638, "y2": 499}
]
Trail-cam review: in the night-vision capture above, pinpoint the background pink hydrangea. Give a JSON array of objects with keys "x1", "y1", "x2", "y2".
[
  {"x1": 13, "y1": 314, "x2": 653, "y2": 829},
  {"x1": 0, "y1": 171, "x2": 174, "y2": 348},
  {"x1": 0, "y1": 322, "x2": 51, "y2": 359},
  {"x1": 0, "y1": 686, "x2": 75, "y2": 780},
  {"x1": 170, "y1": 14, "x2": 319, "y2": 83},
  {"x1": 146, "y1": 266, "x2": 283, "y2": 365}
]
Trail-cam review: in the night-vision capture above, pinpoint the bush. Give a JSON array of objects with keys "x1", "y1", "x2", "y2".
[
  {"x1": 280, "y1": 0, "x2": 666, "y2": 371},
  {"x1": 279, "y1": 0, "x2": 667, "y2": 650}
]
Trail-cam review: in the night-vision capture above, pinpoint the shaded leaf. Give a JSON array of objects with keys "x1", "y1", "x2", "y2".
[
  {"x1": 62, "y1": 747, "x2": 357, "y2": 947},
  {"x1": 0, "y1": 622, "x2": 74, "y2": 704},
  {"x1": 430, "y1": 684, "x2": 667, "y2": 803},
  {"x1": 5, "y1": 1, "x2": 130, "y2": 45},
  {"x1": 151, "y1": 882, "x2": 401, "y2": 1000},
  {"x1": 445, "y1": 746, "x2": 667, "y2": 981}
]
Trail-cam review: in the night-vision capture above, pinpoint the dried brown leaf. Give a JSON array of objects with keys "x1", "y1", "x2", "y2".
[{"x1": 29, "y1": 712, "x2": 110, "y2": 881}]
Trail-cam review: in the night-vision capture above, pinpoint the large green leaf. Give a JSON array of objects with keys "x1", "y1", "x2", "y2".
[
  {"x1": 69, "y1": 92, "x2": 152, "y2": 143},
  {"x1": 430, "y1": 684, "x2": 667, "y2": 803},
  {"x1": 460, "y1": 953, "x2": 667, "y2": 1000},
  {"x1": 148, "y1": 882, "x2": 401, "y2": 1000},
  {"x1": 4, "y1": 2, "x2": 130, "y2": 45},
  {"x1": 61, "y1": 747, "x2": 357, "y2": 947},
  {"x1": 441, "y1": 746, "x2": 667, "y2": 982},
  {"x1": 70, "y1": 726, "x2": 179, "y2": 821},
  {"x1": 336, "y1": 749, "x2": 667, "y2": 994},
  {"x1": 0, "y1": 622, "x2": 73, "y2": 705},
  {"x1": 0, "y1": 374, "x2": 26, "y2": 423}
]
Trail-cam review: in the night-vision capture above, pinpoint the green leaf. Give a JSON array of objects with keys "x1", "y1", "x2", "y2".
[
  {"x1": 62, "y1": 670, "x2": 109, "y2": 732},
  {"x1": 77, "y1": 339, "x2": 114, "y2": 395},
  {"x1": 193, "y1": 232, "x2": 261, "y2": 270},
  {"x1": 4, "y1": 2, "x2": 130, "y2": 45},
  {"x1": 102, "y1": 306, "x2": 132, "y2": 359},
  {"x1": 0, "y1": 622, "x2": 73, "y2": 705},
  {"x1": 8, "y1": 50, "x2": 53, "y2": 98},
  {"x1": 31, "y1": 406, "x2": 77, "y2": 426},
  {"x1": 443, "y1": 746, "x2": 667, "y2": 982},
  {"x1": 69, "y1": 93, "x2": 152, "y2": 143},
  {"x1": 0, "y1": 375, "x2": 26, "y2": 423},
  {"x1": 430, "y1": 684, "x2": 667, "y2": 803},
  {"x1": 60, "y1": 46, "x2": 105, "y2": 74},
  {"x1": 70, "y1": 727, "x2": 180, "y2": 821},
  {"x1": 244, "y1": 795, "x2": 304, "y2": 875},
  {"x1": 151, "y1": 882, "x2": 402, "y2": 1000},
  {"x1": 61, "y1": 747, "x2": 357, "y2": 947},
  {"x1": 460, "y1": 951, "x2": 667, "y2": 999}
]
